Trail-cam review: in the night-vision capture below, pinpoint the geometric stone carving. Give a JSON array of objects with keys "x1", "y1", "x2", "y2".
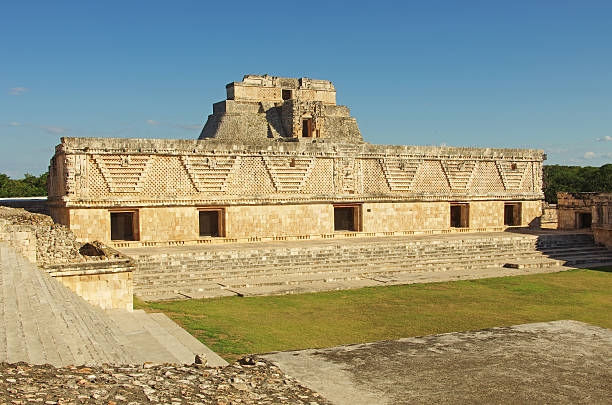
[
  {"x1": 496, "y1": 161, "x2": 529, "y2": 190},
  {"x1": 380, "y1": 158, "x2": 421, "y2": 191},
  {"x1": 180, "y1": 155, "x2": 240, "y2": 193},
  {"x1": 93, "y1": 155, "x2": 154, "y2": 193},
  {"x1": 263, "y1": 156, "x2": 316, "y2": 192},
  {"x1": 441, "y1": 160, "x2": 477, "y2": 190}
]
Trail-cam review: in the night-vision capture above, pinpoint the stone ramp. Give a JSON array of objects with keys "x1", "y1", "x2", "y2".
[
  {"x1": 261, "y1": 320, "x2": 612, "y2": 405},
  {"x1": 0, "y1": 243, "x2": 227, "y2": 367},
  {"x1": 125, "y1": 232, "x2": 612, "y2": 301}
]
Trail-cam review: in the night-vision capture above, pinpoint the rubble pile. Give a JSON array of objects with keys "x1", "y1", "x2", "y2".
[{"x1": 0, "y1": 358, "x2": 329, "y2": 405}]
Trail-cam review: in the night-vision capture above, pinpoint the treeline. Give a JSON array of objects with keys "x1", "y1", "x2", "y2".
[
  {"x1": 543, "y1": 164, "x2": 612, "y2": 203},
  {"x1": 0, "y1": 172, "x2": 48, "y2": 198},
  {"x1": 1, "y1": 165, "x2": 611, "y2": 202}
]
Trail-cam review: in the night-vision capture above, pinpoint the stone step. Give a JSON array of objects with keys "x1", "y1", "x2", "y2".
[
  {"x1": 134, "y1": 251, "x2": 553, "y2": 286},
  {"x1": 134, "y1": 247, "x2": 547, "y2": 275},
  {"x1": 106, "y1": 309, "x2": 182, "y2": 364},
  {"x1": 148, "y1": 313, "x2": 228, "y2": 367},
  {"x1": 504, "y1": 259, "x2": 564, "y2": 269},
  {"x1": 130, "y1": 310, "x2": 197, "y2": 364}
]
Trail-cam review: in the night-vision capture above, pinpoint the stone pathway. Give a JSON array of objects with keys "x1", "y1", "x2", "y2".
[{"x1": 262, "y1": 320, "x2": 612, "y2": 405}]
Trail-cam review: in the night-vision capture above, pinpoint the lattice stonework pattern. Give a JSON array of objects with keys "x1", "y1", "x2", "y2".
[
  {"x1": 441, "y1": 160, "x2": 477, "y2": 190},
  {"x1": 180, "y1": 155, "x2": 240, "y2": 192},
  {"x1": 380, "y1": 158, "x2": 422, "y2": 191},
  {"x1": 471, "y1": 161, "x2": 505, "y2": 193},
  {"x1": 412, "y1": 160, "x2": 451, "y2": 192},
  {"x1": 302, "y1": 158, "x2": 335, "y2": 194},
  {"x1": 262, "y1": 156, "x2": 316, "y2": 192},
  {"x1": 92, "y1": 155, "x2": 153, "y2": 193},
  {"x1": 496, "y1": 161, "x2": 530, "y2": 191}
]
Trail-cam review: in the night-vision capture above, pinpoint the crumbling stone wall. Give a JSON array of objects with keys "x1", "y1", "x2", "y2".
[
  {"x1": 0, "y1": 207, "x2": 83, "y2": 266},
  {"x1": 0, "y1": 206, "x2": 134, "y2": 310}
]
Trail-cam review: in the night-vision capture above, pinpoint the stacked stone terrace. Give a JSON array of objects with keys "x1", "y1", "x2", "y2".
[{"x1": 126, "y1": 231, "x2": 612, "y2": 300}]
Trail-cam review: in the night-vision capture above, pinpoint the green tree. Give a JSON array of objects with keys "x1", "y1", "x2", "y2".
[{"x1": 0, "y1": 172, "x2": 48, "y2": 198}]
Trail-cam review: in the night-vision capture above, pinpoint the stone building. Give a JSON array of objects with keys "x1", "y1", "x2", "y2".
[
  {"x1": 557, "y1": 192, "x2": 612, "y2": 247},
  {"x1": 47, "y1": 75, "x2": 545, "y2": 247}
]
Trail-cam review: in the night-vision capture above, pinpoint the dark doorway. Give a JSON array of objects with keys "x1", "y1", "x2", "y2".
[
  {"x1": 577, "y1": 212, "x2": 592, "y2": 229},
  {"x1": 111, "y1": 211, "x2": 137, "y2": 241},
  {"x1": 334, "y1": 205, "x2": 358, "y2": 231},
  {"x1": 450, "y1": 204, "x2": 469, "y2": 228},
  {"x1": 199, "y1": 210, "x2": 221, "y2": 237},
  {"x1": 282, "y1": 89, "x2": 292, "y2": 101},
  {"x1": 504, "y1": 203, "x2": 521, "y2": 226},
  {"x1": 302, "y1": 118, "x2": 313, "y2": 137}
]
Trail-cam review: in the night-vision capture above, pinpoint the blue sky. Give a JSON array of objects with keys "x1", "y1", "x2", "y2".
[{"x1": 1, "y1": 0, "x2": 611, "y2": 177}]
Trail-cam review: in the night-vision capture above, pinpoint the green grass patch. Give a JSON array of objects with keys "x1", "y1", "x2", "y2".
[{"x1": 136, "y1": 268, "x2": 612, "y2": 362}]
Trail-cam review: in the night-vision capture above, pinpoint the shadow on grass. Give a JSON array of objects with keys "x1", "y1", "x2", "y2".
[{"x1": 585, "y1": 266, "x2": 612, "y2": 273}]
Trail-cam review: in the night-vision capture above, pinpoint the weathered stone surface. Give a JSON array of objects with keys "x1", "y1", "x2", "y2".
[{"x1": 263, "y1": 320, "x2": 612, "y2": 405}]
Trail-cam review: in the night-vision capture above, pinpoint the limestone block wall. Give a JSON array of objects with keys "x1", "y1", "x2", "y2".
[
  {"x1": 521, "y1": 200, "x2": 543, "y2": 228},
  {"x1": 226, "y1": 204, "x2": 334, "y2": 238},
  {"x1": 47, "y1": 137, "x2": 546, "y2": 244},
  {"x1": 46, "y1": 260, "x2": 134, "y2": 311},
  {"x1": 140, "y1": 207, "x2": 199, "y2": 242},
  {"x1": 0, "y1": 221, "x2": 37, "y2": 262},
  {"x1": 361, "y1": 202, "x2": 449, "y2": 232},
  {"x1": 68, "y1": 208, "x2": 109, "y2": 241}
]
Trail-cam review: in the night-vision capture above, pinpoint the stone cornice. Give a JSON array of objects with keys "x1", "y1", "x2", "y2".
[
  {"x1": 56, "y1": 137, "x2": 545, "y2": 161},
  {"x1": 50, "y1": 193, "x2": 544, "y2": 209}
]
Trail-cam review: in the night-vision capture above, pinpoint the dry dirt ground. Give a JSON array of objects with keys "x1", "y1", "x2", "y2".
[{"x1": 262, "y1": 320, "x2": 612, "y2": 405}]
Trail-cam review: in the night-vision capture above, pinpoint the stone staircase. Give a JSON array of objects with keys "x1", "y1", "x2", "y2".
[
  {"x1": 0, "y1": 243, "x2": 227, "y2": 367},
  {"x1": 128, "y1": 232, "x2": 612, "y2": 301}
]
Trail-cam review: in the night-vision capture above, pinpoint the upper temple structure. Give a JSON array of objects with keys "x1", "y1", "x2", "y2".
[
  {"x1": 47, "y1": 75, "x2": 546, "y2": 247},
  {"x1": 199, "y1": 75, "x2": 362, "y2": 142}
]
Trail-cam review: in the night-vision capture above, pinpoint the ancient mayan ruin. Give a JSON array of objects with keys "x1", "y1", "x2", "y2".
[{"x1": 46, "y1": 75, "x2": 546, "y2": 246}]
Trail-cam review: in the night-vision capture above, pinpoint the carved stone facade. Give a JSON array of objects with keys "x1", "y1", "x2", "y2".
[
  {"x1": 47, "y1": 75, "x2": 545, "y2": 247},
  {"x1": 557, "y1": 192, "x2": 612, "y2": 247}
]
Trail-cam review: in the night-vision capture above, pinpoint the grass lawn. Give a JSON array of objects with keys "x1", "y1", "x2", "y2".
[{"x1": 135, "y1": 268, "x2": 612, "y2": 362}]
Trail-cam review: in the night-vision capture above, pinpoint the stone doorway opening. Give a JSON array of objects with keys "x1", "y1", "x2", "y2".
[
  {"x1": 302, "y1": 118, "x2": 313, "y2": 138},
  {"x1": 282, "y1": 89, "x2": 292, "y2": 101},
  {"x1": 504, "y1": 203, "x2": 522, "y2": 226},
  {"x1": 334, "y1": 204, "x2": 361, "y2": 232},
  {"x1": 199, "y1": 209, "x2": 224, "y2": 237},
  {"x1": 450, "y1": 203, "x2": 469, "y2": 228},
  {"x1": 577, "y1": 212, "x2": 592, "y2": 229},
  {"x1": 110, "y1": 211, "x2": 139, "y2": 241}
]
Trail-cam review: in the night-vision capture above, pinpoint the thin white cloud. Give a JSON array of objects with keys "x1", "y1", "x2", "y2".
[
  {"x1": 40, "y1": 125, "x2": 68, "y2": 135},
  {"x1": 8, "y1": 87, "x2": 28, "y2": 96},
  {"x1": 596, "y1": 135, "x2": 612, "y2": 142},
  {"x1": 544, "y1": 148, "x2": 569, "y2": 154},
  {"x1": 1, "y1": 122, "x2": 21, "y2": 127},
  {"x1": 582, "y1": 151, "x2": 612, "y2": 160},
  {"x1": 146, "y1": 119, "x2": 200, "y2": 131}
]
